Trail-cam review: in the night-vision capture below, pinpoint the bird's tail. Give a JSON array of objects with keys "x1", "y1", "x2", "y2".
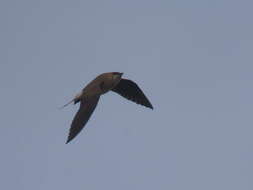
[
  {"x1": 59, "y1": 91, "x2": 83, "y2": 109},
  {"x1": 59, "y1": 99, "x2": 75, "y2": 109}
]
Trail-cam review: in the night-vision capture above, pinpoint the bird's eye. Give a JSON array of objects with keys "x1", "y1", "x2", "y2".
[{"x1": 113, "y1": 74, "x2": 118, "y2": 79}]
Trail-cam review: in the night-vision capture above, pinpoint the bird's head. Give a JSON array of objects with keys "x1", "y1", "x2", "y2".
[
  {"x1": 112, "y1": 72, "x2": 123, "y2": 80},
  {"x1": 111, "y1": 72, "x2": 123, "y2": 86}
]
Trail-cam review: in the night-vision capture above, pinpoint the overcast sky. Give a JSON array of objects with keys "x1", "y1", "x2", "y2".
[{"x1": 1, "y1": 0, "x2": 253, "y2": 189}]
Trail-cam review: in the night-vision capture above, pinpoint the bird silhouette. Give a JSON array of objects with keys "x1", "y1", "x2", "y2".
[{"x1": 63, "y1": 72, "x2": 153, "y2": 144}]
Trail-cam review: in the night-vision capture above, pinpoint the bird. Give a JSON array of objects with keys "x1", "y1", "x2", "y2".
[{"x1": 62, "y1": 72, "x2": 153, "y2": 144}]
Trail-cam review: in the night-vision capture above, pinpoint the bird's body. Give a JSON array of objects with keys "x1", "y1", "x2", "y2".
[
  {"x1": 82, "y1": 72, "x2": 122, "y2": 98},
  {"x1": 64, "y1": 72, "x2": 153, "y2": 143}
]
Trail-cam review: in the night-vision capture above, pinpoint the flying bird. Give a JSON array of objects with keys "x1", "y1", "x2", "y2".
[{"x1": 63, "y1": 72, "x2": 153, "y2": 144}]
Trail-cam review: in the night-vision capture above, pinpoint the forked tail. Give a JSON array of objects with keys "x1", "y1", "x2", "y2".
[
  {"x1": 59, "y1": 91, "x2": 82, "y2": 109},
  {"x1": 59, "y1": 99, "x2": 74, "y2": 109}
]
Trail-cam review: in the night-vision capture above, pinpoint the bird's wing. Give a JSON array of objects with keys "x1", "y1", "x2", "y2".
[
  {"x1": 66, "y1": 96, "x2": 100, "y2": 144},
  {"x1": 112, "y1": 79, "x2": 153, "y2": 109}
]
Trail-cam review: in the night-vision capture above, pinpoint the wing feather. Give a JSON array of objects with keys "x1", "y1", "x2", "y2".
[
  {"x1": 66, "y1": 96, "x2": 100, "y2": 143},
  {"x1": 112, "y1": 79, "x2": 153, "y2": 109}
]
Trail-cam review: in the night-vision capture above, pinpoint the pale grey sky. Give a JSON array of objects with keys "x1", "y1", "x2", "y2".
[{"x1": 1, "y1": 0, "x2": 253, "y2": 189}]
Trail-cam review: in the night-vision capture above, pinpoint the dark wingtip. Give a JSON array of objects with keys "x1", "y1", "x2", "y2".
[
  {"x1": 143, "y1": 99, "x2": 153, "y2": 110},
  {"x1": 147, "y1": 104, "x2": 154, "y2": 110},
  {"x1": 66, "y1": 136, "x2": 72, "y2": 144}
]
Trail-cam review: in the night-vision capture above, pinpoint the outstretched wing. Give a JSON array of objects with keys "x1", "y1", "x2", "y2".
[
  {"x1": 112, "y1": 79, "x2": 153, "y2": 109},
  {"x1": 66, "y1": 96, "x2": 100, "y2": 144}
]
